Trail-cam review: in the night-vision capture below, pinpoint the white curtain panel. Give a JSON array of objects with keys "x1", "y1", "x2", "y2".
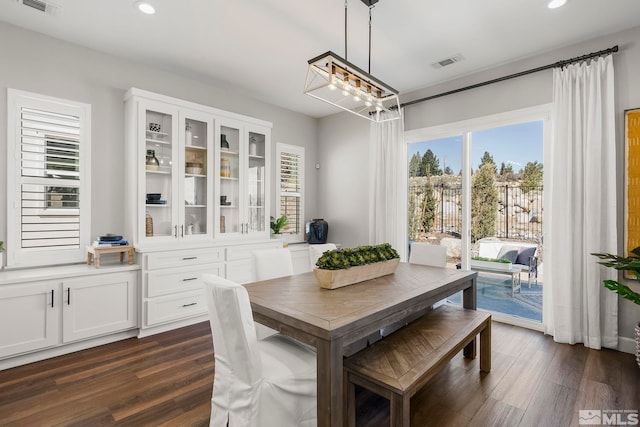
[
  {"x1": 369, "y1": 111, "x2": 407, "y2": 259},
  {"x1": 544, "y1": 55, "x2": 618, "y2": 349}
]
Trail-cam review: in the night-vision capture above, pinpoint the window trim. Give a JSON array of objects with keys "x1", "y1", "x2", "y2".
[
  {"x1": 275, "y1": 142, "x2": 305, "y2": 243},
  {"x1": 6, "y1": 89, "x2": 92, "y2": 268}
]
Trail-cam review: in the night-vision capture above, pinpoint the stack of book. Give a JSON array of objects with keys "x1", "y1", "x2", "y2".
[{"x1": 94, "y1": 235, "x2": 129, "y2": 247}]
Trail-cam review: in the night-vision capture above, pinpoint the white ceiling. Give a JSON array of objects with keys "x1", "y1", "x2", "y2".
[{"x1": 1, "y1": 0, "x2": 639, "y2": 118}]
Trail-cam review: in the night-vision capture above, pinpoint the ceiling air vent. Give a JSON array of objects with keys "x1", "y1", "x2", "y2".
[
  {"x1": 431, "y1": 54, "x2": 465, "y2": 69},
  {"x1": 16, "y1": 0, "x2": 61, "y2": 15}
]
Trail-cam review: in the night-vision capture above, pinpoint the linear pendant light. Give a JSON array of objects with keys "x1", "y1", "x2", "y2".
[{"x1": 304, "y1": 0, "x2": 400, "y2": 123}]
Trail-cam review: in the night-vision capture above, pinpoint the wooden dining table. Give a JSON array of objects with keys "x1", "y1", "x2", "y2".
[{"x1": 243, "y1": 262, "x2": 478, "y2": 427}]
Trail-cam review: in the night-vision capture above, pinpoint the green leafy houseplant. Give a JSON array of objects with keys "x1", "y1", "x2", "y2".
[
  {"x1": 592, "y1": 247, "x2": 640, "y2": 305},
  {"x1": 0, "y1": 241, "x2": 4, "y2": 252},
  {"x1": 270, "y1": 215, "x2": 288, "y2": 235},
  {"x1": 315, "y1": 243, "x2": 400, "y2": 270}
]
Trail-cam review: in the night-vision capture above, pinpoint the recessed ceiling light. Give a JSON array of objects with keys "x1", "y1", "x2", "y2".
[
  {"x1": 135, "y1": 1, "x2": 155, "y2": 15},
  {"x1": 547, "y1": 0, "x2": 567, "y2": 9}
]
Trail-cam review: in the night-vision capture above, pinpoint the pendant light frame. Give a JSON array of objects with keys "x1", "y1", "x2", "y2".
[{"x1": 304, "y1": 0, "x2": 400, "y2": 122}]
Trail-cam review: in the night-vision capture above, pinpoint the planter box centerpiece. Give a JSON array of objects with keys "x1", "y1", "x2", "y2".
[{"x1": 313, "y1": 243, "x2": 400, "y2": 289}]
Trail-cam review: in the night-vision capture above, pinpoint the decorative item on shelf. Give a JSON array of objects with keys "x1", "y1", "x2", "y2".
[
  {"x1": 220, "y1": 158, "x2": 231, "y2": 177},
  {"x1": 149, "y1": 123, "x2": 161, "y2": 132},
  {"x1": 221, "y1": 134, "x2": 230, "y2": 150},
  {"x1": 185, "y1": 123, "x2": 193, "y2": 145},
  {"x1": 592, "y1": 247, "x2": 640, "y2": 368},
  {"x1": 249, "y1": 136, "x2": 257, "y2": 156},
  {"x1": 220, "y1": 215, "x2": 226, "y2": 233},
  {"x1": 146, "y1": 149, "x2": 160, "y2": 171},
  {"x1": 145, "y1": 210, "x2": 153, "y2": 237},
  {"x1": 146, "y1": 193, "x2": 161, "y2": 202},
  {"x1": 313, "y1": 243, "x2": 400, "y2": 289},
  {"x1": 185, "y1": 162, "x2": 203, "y2": 174},
  {"x1": 307, "y1": 218, "x2": 329, "y2": 244},
  {"x1": 270, "y1": 214, "x2": 288, "y2": 236},
  {"x1": 0, "y1": 240, "x2": 4, "y2": 270},
  {"x1": 220, "y1": 195, "x2": 231, "y2": 206}
]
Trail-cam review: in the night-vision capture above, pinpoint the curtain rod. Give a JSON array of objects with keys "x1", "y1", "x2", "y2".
[{"x1": 400, "y1": 45, "x2": 619, "y2": 109}]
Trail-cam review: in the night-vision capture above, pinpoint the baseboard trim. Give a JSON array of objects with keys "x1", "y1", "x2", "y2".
[{"x1": 618, "y1": 336, "x2": 636, "y2": 355}]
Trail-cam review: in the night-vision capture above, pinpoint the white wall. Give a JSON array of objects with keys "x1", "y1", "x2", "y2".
[
  {"x1": 0, "y1": 21, "x2": 318, "y2": 245},
  {"x1": 316, "y1": 112, "x2": 370, "y2": 248},
  {"x1": 318, "y1": 25, "x2": 640, "y2": 344}
]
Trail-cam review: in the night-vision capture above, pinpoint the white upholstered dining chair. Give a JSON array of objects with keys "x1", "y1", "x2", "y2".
[
  {"x1": 409, "y1": 242, "x2": 447, "y2": 267},
  {"x1": 253, "y1": 248, "x2": 294, "y2": 339},
  {"x1": 308, "y1": 243, "x2": 337, "y2": 268},
  {"x1": 254, "y1": 248, "x2": 294, "y2": 280},
  {"x1": 202, "y1": 274, "x2": 317, "y2": 427}
]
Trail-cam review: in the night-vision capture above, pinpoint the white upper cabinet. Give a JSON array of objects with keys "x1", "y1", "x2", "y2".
[
  {"x1": 216, "y1": 119, "x2": 270, "y2": 239},
  {"x1": 125, "y1": 88, "x2": 272, "y2": 248}
]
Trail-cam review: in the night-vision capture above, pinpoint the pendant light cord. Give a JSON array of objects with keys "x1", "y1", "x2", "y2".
[
  {"x1": 344, "y1": 0, "x2": 348, "y2": 61},
  {"x1": 368, "y1": 5, "x2": 373, "y2": 73}
]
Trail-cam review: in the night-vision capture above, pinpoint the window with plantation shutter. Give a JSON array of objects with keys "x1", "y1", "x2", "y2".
[
  {"x1": 7, "y1": 89, "x2": 91, "y2": 268},
  {"x1": 276, "y1": 143, "x2": 305, "y2": 243}
]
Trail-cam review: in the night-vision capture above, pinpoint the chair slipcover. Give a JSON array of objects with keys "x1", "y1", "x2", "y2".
[
  {"x1": 253, "y1": 248, "x2": 294, "y2": 281},
  {"x1": 308, "y1": 243, "x2": 337, "y2": 268},
  {"x1": 203, "y1": 274, "x2": 317, "y2": 427},
  {"x1": 409, "y1": 242, "x2": 447, "y2": 267},
  {"x1": 252, "y1": 248, "x2": 294, "y2": 339}
]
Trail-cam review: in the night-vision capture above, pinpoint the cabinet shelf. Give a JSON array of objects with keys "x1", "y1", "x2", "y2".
[
  {"x1": 146, "y1": 169, "x2": 171, "y2": 175},
  {"x1": 146, "y1": 139, "x2": 171, "y2": 146},
  {"x1": 221, "y1": 150, "x2": 239, "y2": 156},
  {"x1": 185, "y1": 173, "x2": 206, "y2": 178},
  {"x1": 220, "y1": 176, "x2": 238, "y2": 181},
  {"x1": 146, "y1": 203, "x2": 171, "y2": 207},
  {"x1": 185, "y1": 204, "x2": 206, "y2": 208},
  {"x1": 249, "y1": 155, "x2": 265, "y2": 160},
  {"x1": 185, "y1": 144, "x2": 206, "y2": 151},
  {"x1": 220, "y1": 205, "x2": 237, "y2": 209}
]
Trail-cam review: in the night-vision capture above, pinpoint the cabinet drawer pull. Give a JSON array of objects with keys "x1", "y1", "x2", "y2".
[
  {"x1": 182, "y1": 277, "x2": 198, "y2": 282},
  {"x1": 67, "y1": 287, "x2": 71, "y2": 305},
  {"x1": 51, "y1": 289, "x2": 54, "y2": 308},
  {"x1": 182, "y1": 302, "x2": 197, "y2": 307},
  {"x1": 182, "y1": 256, "x2": 198, "y2": 260}
]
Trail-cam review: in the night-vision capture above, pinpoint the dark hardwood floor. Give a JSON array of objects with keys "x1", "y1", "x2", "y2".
[{"x1": 0, "y1": 320, "x2": 638, "y2": 426}]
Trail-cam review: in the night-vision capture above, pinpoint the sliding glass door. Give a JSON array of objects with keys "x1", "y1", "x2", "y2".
[{"x1": 405, "y1": 107, "x2": 547, "y2": 326}]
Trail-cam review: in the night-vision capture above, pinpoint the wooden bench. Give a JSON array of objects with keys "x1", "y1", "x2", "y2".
[{"x1": 343, "y1": 304, "x2": 491, "y2": 427}]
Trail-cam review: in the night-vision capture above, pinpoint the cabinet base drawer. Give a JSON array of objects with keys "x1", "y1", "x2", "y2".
[
  {"x1": 145, "y1": 248, "x2": 224, "y2": 270},
  {"x1": 146, "y1": 290, "x2": 207, "y2": 326},
  {"x1": 146, "y1": 263, "x2": 224, "y2": 298}
]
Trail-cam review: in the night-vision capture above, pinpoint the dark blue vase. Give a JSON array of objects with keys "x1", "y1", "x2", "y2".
[{"x1": 307, "y1": 219, "x2": 328, "y2": 244}]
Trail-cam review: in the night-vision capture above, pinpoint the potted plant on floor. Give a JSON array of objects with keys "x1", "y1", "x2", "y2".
[
  {"x1": 592, "y1": 247, "x2": 640, "y2": 368},
  {"x1": 270, "y1": 214, "x2": 288, "y2": 237}
]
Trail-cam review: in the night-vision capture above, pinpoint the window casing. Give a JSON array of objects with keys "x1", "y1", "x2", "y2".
[
  {"x1": 275, "y1": 143, "x2": 305, "y2": 243},
  {"x1": 6, "y1": 89, "x2": 91, "y2": 268}
]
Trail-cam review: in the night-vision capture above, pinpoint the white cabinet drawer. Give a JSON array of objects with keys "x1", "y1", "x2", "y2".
[
  {"x1": 146, "y1": 290, "x2": 207, "y2": 326},
  {"x1": 145, "y1": 248, "x2": 224, "y2": 270},
  {"x1": 146, "y1": 263, "x2": 224, "y2": 297},
  {"x1": 226, "y1": 242, "x2": 282, "y2": 261}
]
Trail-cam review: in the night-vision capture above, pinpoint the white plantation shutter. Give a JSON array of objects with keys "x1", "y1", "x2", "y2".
[
  {"x1": 276, "y1": 143, "x2": 305, "y2": 242},
  {"x1": 7, "y1": 90, "x2": 91, "y2": 267}
]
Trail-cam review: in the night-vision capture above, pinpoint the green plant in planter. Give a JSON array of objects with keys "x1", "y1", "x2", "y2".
[
  {"x1": 270, "y1": 215, "x2": 288, "y2": 235},
  {"x1": 591, "y1": 247, "x2": 640, "y2": 305},
  {"x1": 0, "y1": 241, "x2": 4, "y2": 252},
  {"x1": 315, "y1": 243, "x2": 400, "y2": 270}
]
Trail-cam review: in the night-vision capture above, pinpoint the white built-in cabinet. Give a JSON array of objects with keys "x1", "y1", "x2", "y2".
[
  {"x1": 0, "y1": 267, "x2": 138, "y2": 368},
  {"x1": 125, "y1": 88, "x2": 279, "y2": 336}
]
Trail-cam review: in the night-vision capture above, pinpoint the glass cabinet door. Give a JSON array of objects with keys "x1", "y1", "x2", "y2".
[
  {"x1": 218, "y1": 122, "x2": 241, "y2": 235},
  {"x1": 245, "y1": 127, "x2": 267, "y2": 234},
  {"x1": 182, "y1": 111, "x2": 213, "y2": 240},
  {"x1": 142, "y1": 103, "x2": 177, "y2": 241}
]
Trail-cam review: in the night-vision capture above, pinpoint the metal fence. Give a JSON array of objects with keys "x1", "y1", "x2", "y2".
[{"x1": 408, "y1": 183, "x2": 543, "y2": 241}]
